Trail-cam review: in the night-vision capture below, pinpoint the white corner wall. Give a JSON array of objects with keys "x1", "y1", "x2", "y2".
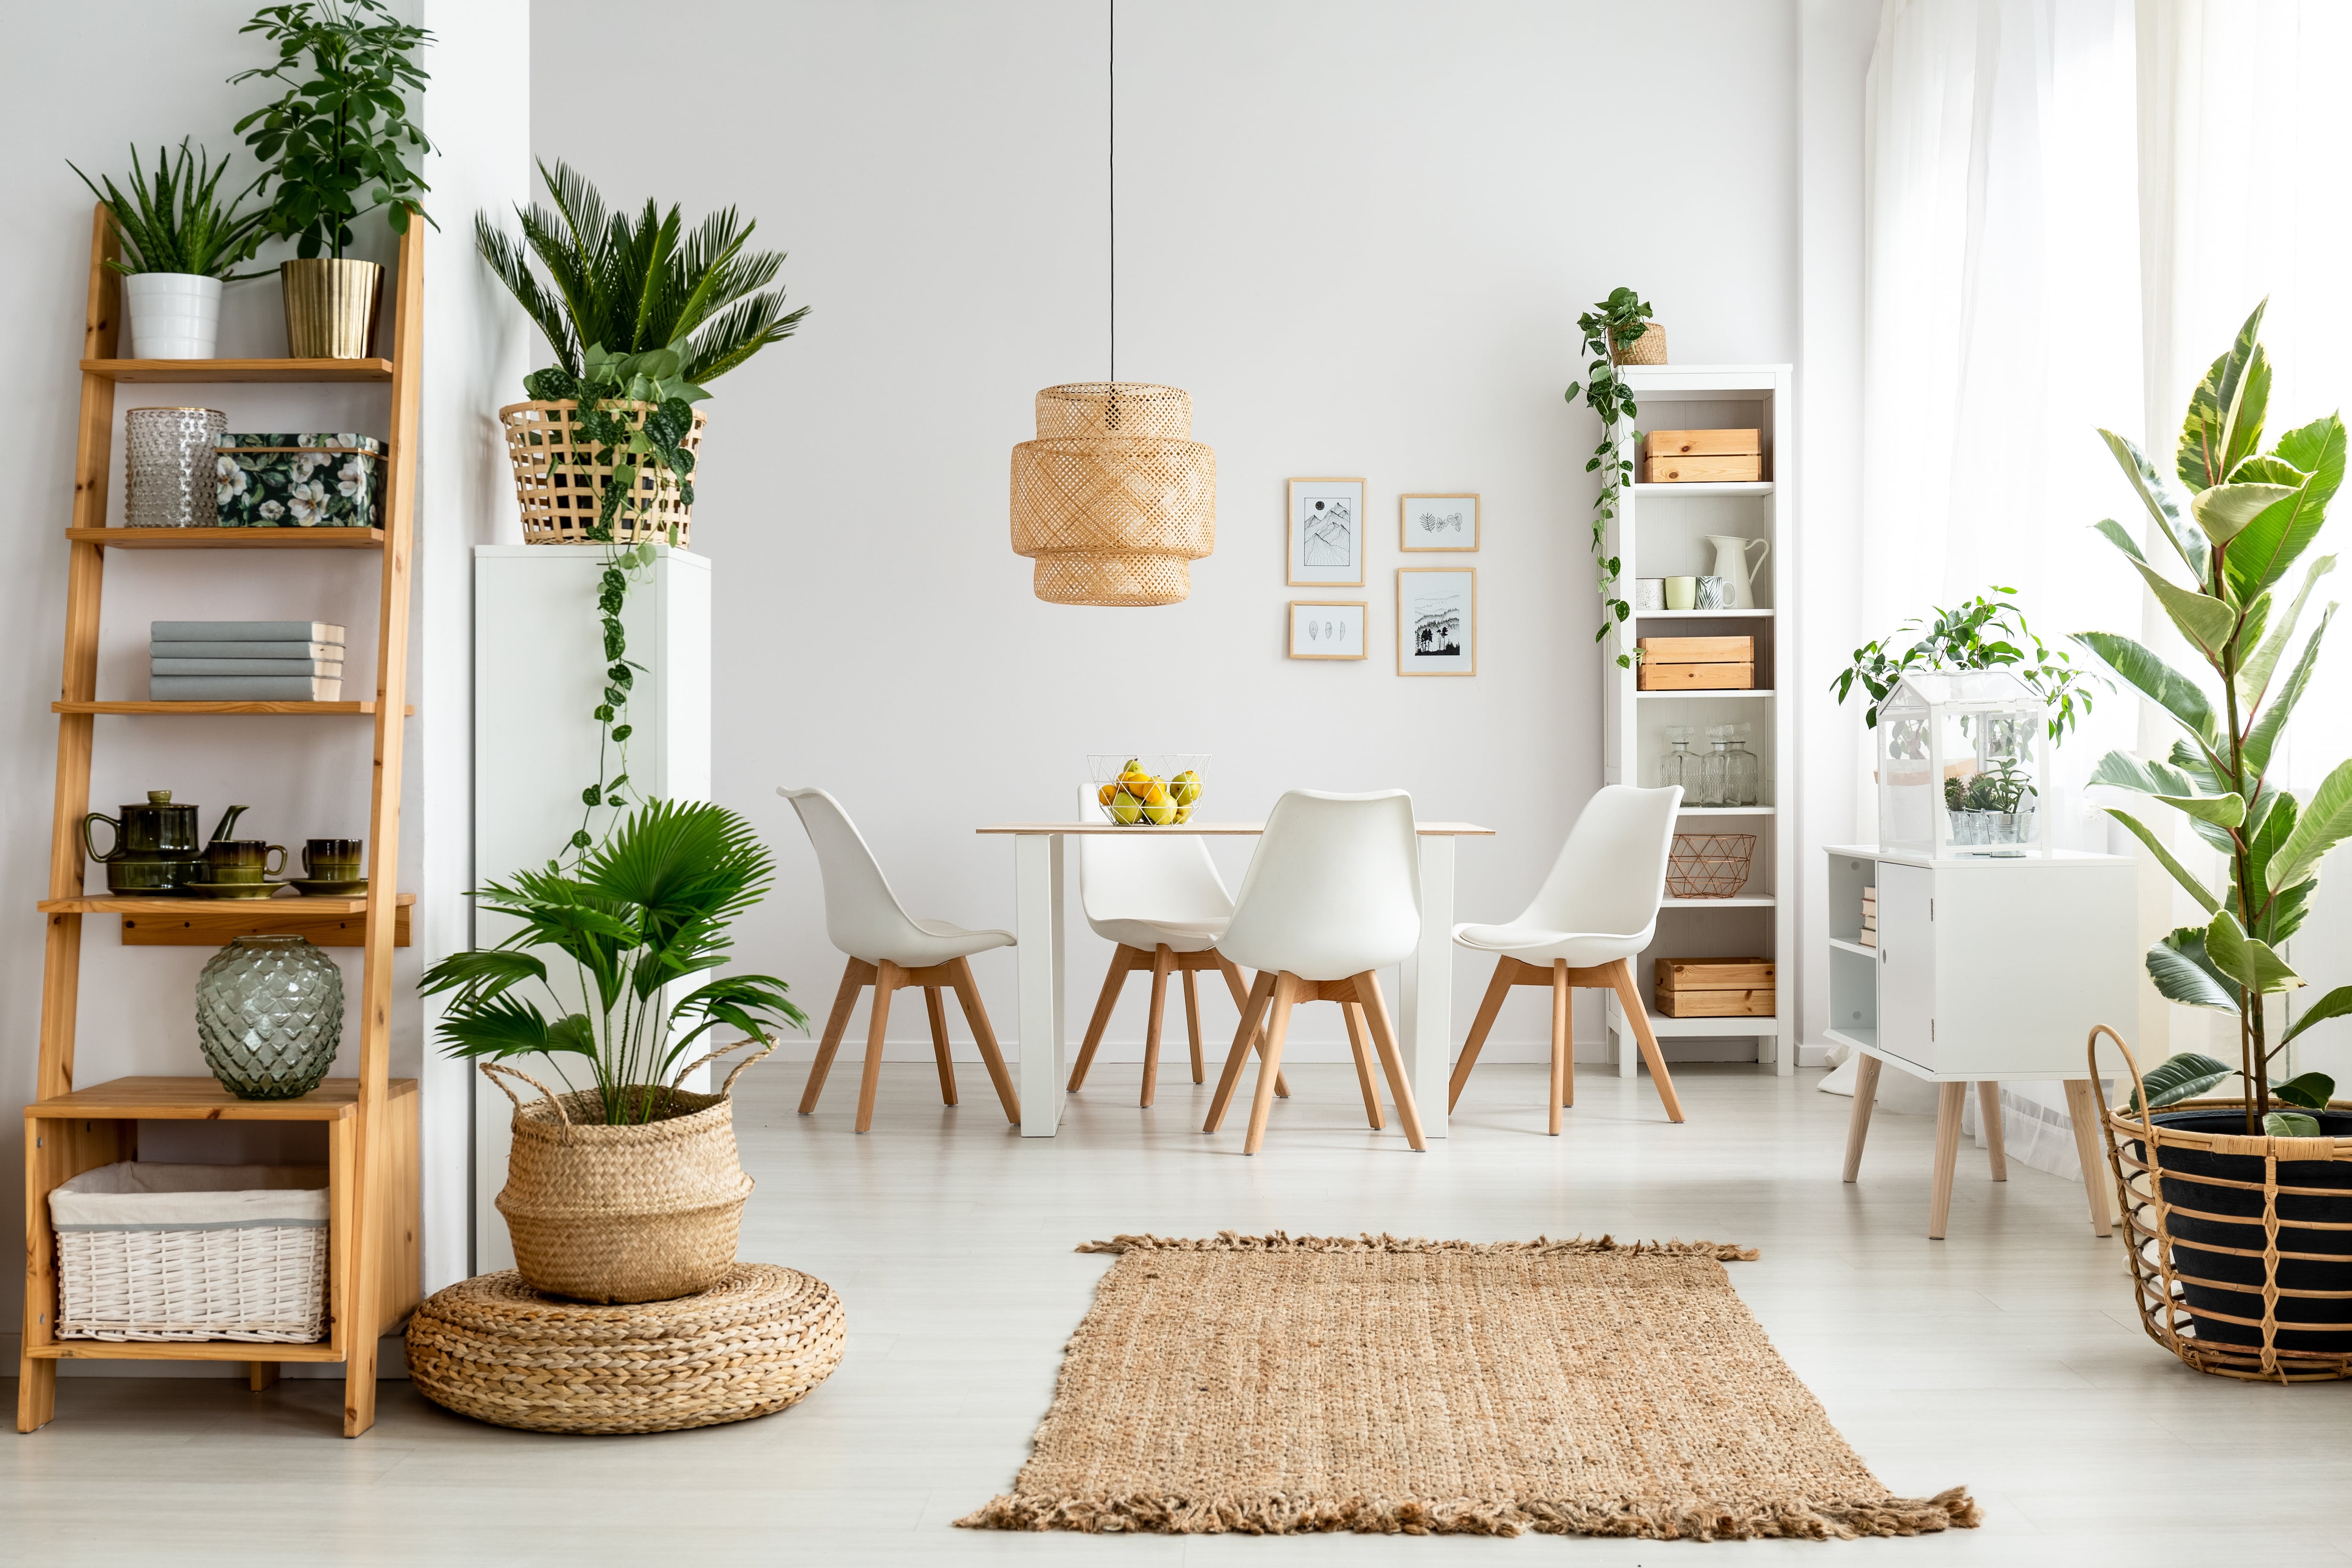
[{"x1": 531, "y1": 0, "x2": 1805, "y2": 1068}]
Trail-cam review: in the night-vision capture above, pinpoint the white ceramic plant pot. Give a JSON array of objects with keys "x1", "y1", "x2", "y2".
[{"x1": 124, "y1": 272, "x2": 222, "y2": 359}]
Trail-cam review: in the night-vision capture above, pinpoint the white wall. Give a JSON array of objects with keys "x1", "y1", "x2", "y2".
[{"x1": 531, "y1": 0, "x2": 1804, "y2": 1067}]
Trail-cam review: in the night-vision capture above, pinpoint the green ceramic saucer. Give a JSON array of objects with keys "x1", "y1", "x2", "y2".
[
  {"x1": 182, "y1": 880, "x2": 290, "y2": 900},
  {"x1": 289, "y1": 877, "x2": 368, "y2": 896}
]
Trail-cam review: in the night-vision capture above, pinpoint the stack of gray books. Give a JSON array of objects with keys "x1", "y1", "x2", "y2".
[{"x1": 151, "y1": 621, "x2": 347, "y2": 701}]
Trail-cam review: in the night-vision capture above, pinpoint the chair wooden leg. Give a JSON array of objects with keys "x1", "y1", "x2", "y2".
[
  {"x1": 1205, "y1": 970, "x2": 1274, "y2": 1132},
  {"x1": 247, "y1": 1362, "x2": 278, "y2": 1392},
  {"x1": 1842, "y1": 1053, "x2": 1882, "y2": 1181},
  {"x1": 800, "y1": 959, "x2": 873, "y2": 1114},
  {"x1": 1606, "y1": 958, "x2": 1683, "y2": 1122},
  {"x1": 1929, "y1": 1080, "x2": 1966, "y2": 1239},
  {"x1": 1242, "y1": 974, "x2": 1300, "y2": 1156},
  {"x1": 1978, "y1": 1080, "x2": 2007, "y2": 1180},
  {"x1": 946, "y1": 956, "x2": 1021, "y2": 1124},
  {"x1": 1351, "y1": 971, "x2": 1426, "y2": 1152},
  {"x1": 1447, "y1": 958, "x2": 1515, "y2": 1111},
  {"x1": 1182, "y1": 968, "x2": 1204, "y2": 1084},
  {"x1": 923, "y1": 986, "x2": 958, "y2": 1106},
  {"x1": 1140, "y1": 945, "x2": 1176, "y2": 1108},
  {"x1": 1341, "y1": 1001, "x2": 1385, "y2": 1130},
  {"x1": 1068, "y1": 946, "x2": 1135, "y2": 1092},
  {"x1": 1213, "y1": 953, "x2": 1288, "y2": 1097},
  {"x1": 855, "y1": 960, "x2": 903, "y2": 1134},
  {"x1": 1549, "y1": 959, "x2": 1570, "y2": 1136},
  {"x1": 2062, "y1": 1077, "x2": 2115, "y2": 1238}
]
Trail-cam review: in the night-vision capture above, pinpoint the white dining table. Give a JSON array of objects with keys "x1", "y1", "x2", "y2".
[{"x1": 975, "y1": 820, "x2": 1495, "y2": 1137}]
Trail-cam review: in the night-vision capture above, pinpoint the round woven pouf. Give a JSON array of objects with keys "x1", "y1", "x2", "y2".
[{"x1": 405, "y1": 1263, "x2": 844, "y2": 1434}]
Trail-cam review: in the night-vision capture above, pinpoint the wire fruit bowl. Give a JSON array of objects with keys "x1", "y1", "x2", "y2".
[
  {"x1": 1666, "y1": 832, "x2": 1756, "y2": 898},
  {"x1": 1088, "y1": 754, "x2": 1208, "y2": 827}
]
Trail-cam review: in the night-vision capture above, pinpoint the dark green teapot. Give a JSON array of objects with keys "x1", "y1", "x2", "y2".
[{"x1": 82, "y1": 792, "x2": 250, "y2": 896}]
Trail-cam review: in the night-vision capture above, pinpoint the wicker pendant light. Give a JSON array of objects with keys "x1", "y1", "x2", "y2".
[{"x1": 1009, "y1": 5, "x2": 1215, "y2": 606}]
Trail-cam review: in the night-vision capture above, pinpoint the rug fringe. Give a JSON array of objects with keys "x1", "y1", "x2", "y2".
[
  {"x1": 1076, "y1": 1231, "x2": 1759, "y2": 1261},
  {"x1": 955, "y1": 1485, "x2": 1978, "y2": 1539}
]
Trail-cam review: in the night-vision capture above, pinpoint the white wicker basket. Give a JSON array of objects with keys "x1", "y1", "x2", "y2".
[{"x1": 51, "y1": 1162, "x2": 329, "y2": 1343}]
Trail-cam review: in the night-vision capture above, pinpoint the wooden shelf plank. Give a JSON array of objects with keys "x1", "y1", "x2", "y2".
[
  {"x1": 26, "y1": 1074, "x2": 417, "y2": 1122},
  {"x1": 54, "y1": 701, "x2": 410, "y2": 716},
  {"x1": 81, "y1": 356, "x2": 393, "y2": 384},
  {"x1": 39, "y1": 893, "x2": 413, "y2": 915},
  {"x1": 29, "y1": 1339, "x2": 344, "y2": 1362},
  {"x1": 67, "y1": 527, "x2": 384, "y2": 550}
]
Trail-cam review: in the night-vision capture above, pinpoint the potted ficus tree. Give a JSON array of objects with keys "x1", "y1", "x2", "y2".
[
  {"x1": 420, "y1": 800, "x2": 808, "y2": 1304},
  {"x1": 2073, "y1": 301, "x2": 2352, "y2": 1375},
  {"x1": 69, "y1": 141, "x2": 270, "y2": 358}
]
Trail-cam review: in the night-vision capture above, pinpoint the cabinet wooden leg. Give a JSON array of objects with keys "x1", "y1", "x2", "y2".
[
  {"x1": 1842, "y1": 1053, "x2": 1882, "y2": 1182},
  {"x1": 248, "y1": 1362, "x2": 279, "y2": 1392},
  {"x1": 2063, "y1": 1077, "x2": 2115, "y2": 1238},
  {"x1": 17, "y1": 1357, "x2": 56, "y2": 1433},
  {"x1": 1929, "y1": 1080, "x2": 1966, "y2": 1240},
  {"x1": 1978, "y1": 1080, "x2": 2007, "y2": 1181}
]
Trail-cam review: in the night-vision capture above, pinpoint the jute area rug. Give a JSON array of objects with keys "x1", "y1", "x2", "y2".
[{"x1": 960, "y1": 1234, "x2": 1979, "y2": 1541}]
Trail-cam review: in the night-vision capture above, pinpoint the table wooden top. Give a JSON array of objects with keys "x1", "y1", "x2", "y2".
[
  {"x1": 26, "y1": 1075, "x2": 418, "y2": 1121},
  {"x1": 977, "y1": 821, "x2": 1494, "y2": 836}
]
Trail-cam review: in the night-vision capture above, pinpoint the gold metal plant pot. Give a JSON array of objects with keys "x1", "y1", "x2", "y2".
[{"x1": 280, "y1": 258, "x2": 382, "y2": 359}]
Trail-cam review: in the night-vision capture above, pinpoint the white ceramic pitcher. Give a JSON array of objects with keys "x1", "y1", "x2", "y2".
[{"x1": 1703, "y1": 534, "x2": 1769, "y2": 609}]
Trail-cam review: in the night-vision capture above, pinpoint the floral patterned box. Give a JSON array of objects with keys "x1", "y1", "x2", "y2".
[{"x1": 214, "y1": 433, "x2": 382, "y2": 528}]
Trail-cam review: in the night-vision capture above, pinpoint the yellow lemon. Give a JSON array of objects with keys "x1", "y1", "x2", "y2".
[{"x1": 1097, "y1": 782, "x2": 1117, "y2": 808}]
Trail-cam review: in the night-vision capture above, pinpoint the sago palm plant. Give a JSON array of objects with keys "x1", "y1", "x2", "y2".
[
  {"x1": 2076, "y1": 301, "x2": 2352, "y2": 1134},
  {"x1": 420, "y1": 800, "x2": 808, "y2": 1125},
  {"x1": 475, "y1": 158, "x2": 810, "y2": 386}
]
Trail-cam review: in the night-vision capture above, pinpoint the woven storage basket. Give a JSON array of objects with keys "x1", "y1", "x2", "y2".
[
  {"x1": 1610, "y1": 321, "x2": 1668, "y2": 365},
  {"x1": 485, "y1": 1039, "x2": 771, "y2": 1306},
  {"x1": 498, "y1": 400, "x2": 707, "y2": 546},
  {"x1": 2091, "y1": 1024, "x2": 2352, "y2": 1382},
  {"x1": 51, "y1": 1162, "x2": 327, "y2": 1343},
  {"x1": 406, "y1": 1263, "x2": 844, "y2": 1434},
  {"x1": 1010, "y1": 382, "x2": 1216, "y2": 606},
  {"x1": 1666, "y1": 832, "x2": 1756, "y2": 898}
]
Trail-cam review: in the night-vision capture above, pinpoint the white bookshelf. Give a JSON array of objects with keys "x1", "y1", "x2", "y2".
[{"x1": 1598, "y1": 364, "x2": 1795, "y2": 1077}]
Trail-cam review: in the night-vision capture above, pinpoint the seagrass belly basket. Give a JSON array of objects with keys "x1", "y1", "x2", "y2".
[{"x1": 482, "y1": 1040, "x2": 771, "y2": 1305}]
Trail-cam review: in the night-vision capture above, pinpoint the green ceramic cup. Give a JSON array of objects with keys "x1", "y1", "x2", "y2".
[
  {"x1": 304, "y1": 839, "x2": 364, "y2": 881},
  {"x1": 207, "y1": 840, "x2": 287, "y2": 883}
]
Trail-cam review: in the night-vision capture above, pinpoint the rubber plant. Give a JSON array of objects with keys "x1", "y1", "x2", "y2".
[
  {"x1": 476, "y1": 162, "x2": 808, "y2": 861},
  {"x1": 418, "y1": 799, "x2": 808, "y2": 1125},
  {"x1": 1831, "y1": 588, "x2": 2106, "y2": 739},
  {"x1": 2074, "y1": 301, "x2": 2352, "y2": 1135},
  {"x1": 1563, "y1": 287, "x2": 1653, "y2": 668}
]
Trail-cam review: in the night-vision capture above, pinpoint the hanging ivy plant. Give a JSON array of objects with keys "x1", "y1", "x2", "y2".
[{"x1": 1563, "y1": 287, "x2": 1655, "y2": 669}]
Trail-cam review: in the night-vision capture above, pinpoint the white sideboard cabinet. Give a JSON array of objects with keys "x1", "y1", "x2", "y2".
[{"x1": 1823, "y1": 844, "x2": 2137, "y2": 1238}]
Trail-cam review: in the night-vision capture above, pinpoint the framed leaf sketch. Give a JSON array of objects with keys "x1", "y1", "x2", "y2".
[
  {"x1": 1399, "y1": 493, "x2": 1479, "y2": 551},
  {"x1": 1287, "y1": 478, "x2": 1366, "y2": 586},
  {"x1": 1288, "y1": 600, "x2": 1367, "y2": 660},
  {"x1": 1397, "y1": 567, "x2": 1476, "y2": 675}
]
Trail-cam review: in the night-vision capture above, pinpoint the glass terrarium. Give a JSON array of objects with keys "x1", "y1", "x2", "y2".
[{"x1": 1876, "y1": 671, "x2": 2051, "y2": 858}]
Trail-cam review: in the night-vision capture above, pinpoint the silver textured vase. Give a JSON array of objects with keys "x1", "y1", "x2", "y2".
[
  {"x1": 125, "y1": 406, "x2": 228, "y2": 528},
  {"x1": 195, "y1": 936, "x2": 344, "y2": 1100}
]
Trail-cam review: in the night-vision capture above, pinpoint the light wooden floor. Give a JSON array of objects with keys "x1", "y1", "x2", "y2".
[{"x1": 8, "y1": 1062, "x2": 2351, "y2": 1565}]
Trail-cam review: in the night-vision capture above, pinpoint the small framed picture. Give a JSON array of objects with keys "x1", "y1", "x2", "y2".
[
  {"x1": 1288, "y1": 600, "x2": 1367, "y2": 660},
  {"x1": 1287, "y1": 478, "x2": 1366, "y2": 586},
  {"x1": 1399, "y1": 493, "x2": 1479, "y2": 551},
  {"x1": 1397, "y1": 567, "x2": 1476, "y2": 675}
]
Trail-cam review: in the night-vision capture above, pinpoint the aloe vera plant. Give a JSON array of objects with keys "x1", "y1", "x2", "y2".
[{"x1": 2076, "y1": 302, "x2": 2352, "y2": 1134}]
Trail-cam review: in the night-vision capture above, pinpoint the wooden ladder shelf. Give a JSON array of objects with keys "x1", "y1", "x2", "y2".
[{"x1": 19, "y1": 206, "x2": 425, "y2": 1438}]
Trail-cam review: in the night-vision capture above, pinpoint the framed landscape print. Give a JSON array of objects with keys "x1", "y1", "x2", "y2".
[
  {"x1": 1286, "y1": 478, "x2": 1366, "y2": 586},
  {"x1": 1397, "y1": 567, "x2": 1476, "y2": 675},
  {"x1": 1399, "y1": 493, "x2": 1479, "y2": 551},
  {"x1": 1288, "y1": 600, "x2": 1367, "y2": 659}
]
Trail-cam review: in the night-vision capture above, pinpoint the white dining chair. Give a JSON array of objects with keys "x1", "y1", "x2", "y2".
[
  {"x1": 1447, "y1": 784, "x2": 1685, "y2": 1131},
  {"x1": 1064, "y1": 786, "x2": 1288, "y2": 1108},
  {"x1": 779, "y1": 786, "x2": 1021, "y2": 1133},
  {"x1": 1203, "y1": 789, "x2": 1428, "y2": 1155}
]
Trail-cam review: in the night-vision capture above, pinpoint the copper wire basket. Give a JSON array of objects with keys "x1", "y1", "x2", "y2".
[{"x1": 1664, "y1": 833, "x2": 1756, "y2": 899}]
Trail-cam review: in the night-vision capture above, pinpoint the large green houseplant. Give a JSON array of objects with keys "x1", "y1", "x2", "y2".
[
  {"x1": 2074, "y1": 302, "x2": 2352, "y2": 1135},
  {"x1": 1833, "y1": 587, "x2": 2105, "y2": 739}
]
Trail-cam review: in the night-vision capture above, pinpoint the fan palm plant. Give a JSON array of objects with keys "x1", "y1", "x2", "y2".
[
  {"x1": 420, "y1": 800, "x2": 808, "y2": 1125},
  {"x1": 475, "y1": 159, "x2": 810, "y2": 386}
]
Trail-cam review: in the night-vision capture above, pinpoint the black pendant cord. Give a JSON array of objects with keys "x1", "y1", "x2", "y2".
[{"x1": 1108, "y1": 0, "x2": 1115, "y2": 384}]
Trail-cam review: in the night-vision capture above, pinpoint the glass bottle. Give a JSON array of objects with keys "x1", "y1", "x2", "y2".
[
  {"x1": 1660, "y1": 726, "x2": 1694, "y2": 791},
  {"x1": 1699, "y1": 726, "x2": 1731, "y2": 808},
  {"x1": 1725, "y1": 729, "x2": 1761, "y2": 807}
]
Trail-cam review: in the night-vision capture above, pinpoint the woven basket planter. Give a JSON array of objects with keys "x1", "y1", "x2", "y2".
[
  {"x1": 483, "y1": 1040, "x2": 770, "y2": 1305},
  {"x1": 498, "y1": 400, "x2": 707, "y2": 546},
  {"x1": 2091, "y1": 1024, "x2": 2352, "y2": 1382},
  {"x1": 1011, "y1": 382, "x2": 1216, "y2": 606},
  {"x1": 1610, "y1": 321, "x2": 1668, "y2": 365},
  {"x1": 406, "y1": 1263, "x2": 844, "y2": 1434}
]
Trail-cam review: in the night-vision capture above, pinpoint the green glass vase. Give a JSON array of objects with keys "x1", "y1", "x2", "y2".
[{"x1": 195, "y1": 935, "x2": 343, "y2": 1099}]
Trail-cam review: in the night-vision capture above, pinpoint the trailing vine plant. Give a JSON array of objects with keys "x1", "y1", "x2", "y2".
[{"x1": 1563, "y1": 287, "x2": 1655, "y2": 668}]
